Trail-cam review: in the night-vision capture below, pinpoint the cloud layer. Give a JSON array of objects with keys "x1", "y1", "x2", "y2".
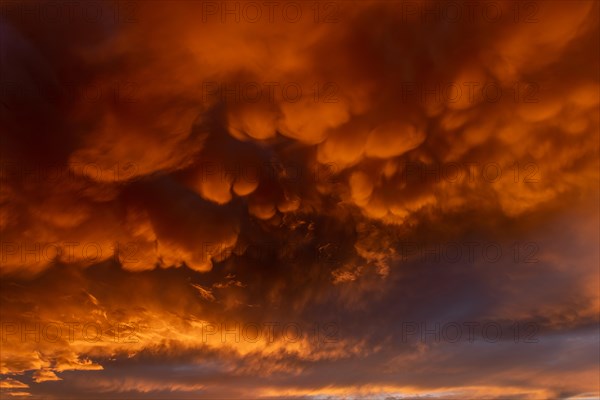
[{"x1": 1, "y1": 0, "x2": 599, "y2": 398}]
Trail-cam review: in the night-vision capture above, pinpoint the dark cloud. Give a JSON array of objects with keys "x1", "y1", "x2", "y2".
[{"x1": 1, "y1": 0, "x2": 598, "y2": 398}]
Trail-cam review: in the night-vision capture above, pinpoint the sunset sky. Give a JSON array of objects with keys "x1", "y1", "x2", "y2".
[{"x1": 1, "y1": 1, "x2": 599, "y2": 399}]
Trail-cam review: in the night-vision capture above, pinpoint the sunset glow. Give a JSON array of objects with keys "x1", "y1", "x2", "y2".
[{"x1": 1, "y1": 1, "x2": 599, "y2": 399}]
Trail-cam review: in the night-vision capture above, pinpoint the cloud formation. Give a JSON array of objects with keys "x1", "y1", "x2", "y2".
[{"x1": 1, "y1": 0, "x2": 598, "y2": 398}]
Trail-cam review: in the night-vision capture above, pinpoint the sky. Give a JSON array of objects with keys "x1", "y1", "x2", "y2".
[{"x1": 0, "y1": 0, "x2": 599, "y2": 399}]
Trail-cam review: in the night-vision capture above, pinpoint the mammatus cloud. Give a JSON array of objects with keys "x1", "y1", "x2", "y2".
[{"x1": 0, "y1": 0, "x2": 598, "y2": 398}]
